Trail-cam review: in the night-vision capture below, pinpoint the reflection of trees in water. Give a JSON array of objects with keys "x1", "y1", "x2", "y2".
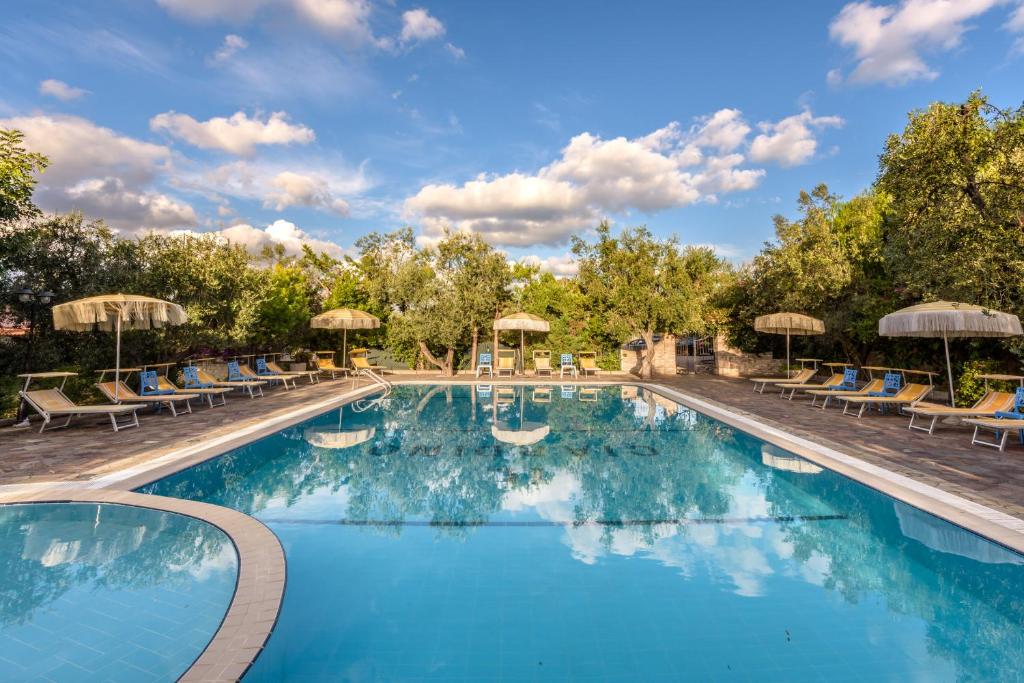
[
  {"x1": 759, "y1": 455, "x2": 1024, "y2": 681},
  {"x1": 0, "y1": 503, "x2": 234, "y2": 627}
]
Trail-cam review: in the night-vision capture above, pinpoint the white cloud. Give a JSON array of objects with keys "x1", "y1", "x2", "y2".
[
  {"x1": 691, "y1": 108, "x2": 750, "y2": 152},
  {"x1": 518, "y1": 253, "x2": 579, "y2": 278},
  {"x1": 38, "y1": 79, "x2": 88, "y2": 101},
  {"x1": 149, "y1": 110, "x2": 315, "y2": 155},
  {"x1": 400, "y1": 8, "x2": 445, "y2": 44},
  {"x1": 444, "y1": 42, "x2": 466, "y2": 59},
  {"x1": 293, "y1": 0, "x2": 377, "y2": 45},
  {"x1": 748, "y1": 110, "x2": 844, "y2": 167},
  {"x1": 828, "y1": 0, "x2": 1003, "y2": 85},
  {"x1": 0, "y1": 113, "x2": 197, "y2": 232},
  {"x1": 195, "y1": 159, "x2": 368, "y2": 216},
  {"x1": 218, "y1": 219, "x2": 348, "y2": 258},
  {"x1": 404, "y1": 112, "x2": 774, "y2": 248},
  {"x1": 1007, "y1": 2, "x2": 1024, "y2": 54},
  {"x1": 63, "y1": 177, "x2": 197, "y2": 230},
  {"x1": 210, "y1": 34, "x2": 248, "y2": 63}
]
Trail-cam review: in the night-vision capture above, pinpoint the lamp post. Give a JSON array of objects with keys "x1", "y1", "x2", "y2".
[{"x1": 13, "y1": 287, "x2": 54, "y2": 428}]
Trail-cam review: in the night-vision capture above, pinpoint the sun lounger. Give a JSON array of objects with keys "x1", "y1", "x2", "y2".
[
  {"x1": 805, "y1": 378, "x2": 885, "y2": 409},
  {"x1": 477, "y1": 353, "x2": 493, "y2": 378},
  {"x1": 496, "y1": 350, "x2": 516, "y2": 378},
  {"x1": 313, "y1": 352, "x2": 347, "y2": 379},
  {"x1": 905, "y1": 390, "x2": 1015, "y2": 435},
  {"x1": 963, "y1": 388, "x2": 1024, "y2": 450},
  {"x1": 266, "y1": 359, "x2": 319, "y2": 385},
  {"x1": 19, "y1": 387, "x2": 141, "y2": 432},
  {"x1": 533, "y1": 350, "x2": 553, "y2": 377},
  {"x1": 560, "y1": 353, "x2": 577, "y2": 379},
  {"x1": 750, "y1": 368, "x2": 815, "y2": 394},
  {"x1": 253, "y1": 358, "x2": 301, "y2": 389},
  {"x1": 579, "y1": 351, "x2": 599, "y2": 377},
  {"x1": 185, "y1": 366, "x2": 265, "y2": 398},
  {"x1": 770, "y1": 370, "x2": 851, "y2": 403},
  {"x1": 98, "y1": 381, "x2": 197, "y2": 417},
  {"x1": 839, "y1": 380, "x2": 932, "y2": 418},
  {"x1": 142, "y1": 369, "x2": 230, "y2": 408},
  {"x1": 349, "y1": 349, "x2": 387, "y2": 374}
]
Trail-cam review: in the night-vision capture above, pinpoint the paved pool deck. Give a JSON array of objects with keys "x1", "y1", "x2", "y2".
[{"x1": 2, "y1": 371, "x2": 1022, "y2": 520}]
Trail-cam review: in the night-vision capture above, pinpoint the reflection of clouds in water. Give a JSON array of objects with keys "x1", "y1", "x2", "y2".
[
  {"x1": 171, "y1": 541, "x2": 237, "y2": 581},
  {"x1": 499, "y1": 467, "x2": 815, "y2": 597}
]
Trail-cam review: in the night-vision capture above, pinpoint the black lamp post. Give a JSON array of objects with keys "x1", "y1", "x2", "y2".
[{"x1": 13, "y1": 288, "x2": 54, "y2": 428}]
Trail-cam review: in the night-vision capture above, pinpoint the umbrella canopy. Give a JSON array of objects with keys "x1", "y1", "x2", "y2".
[
  {"x1": 494, "y1": 312, "x2": 550, "y2": 374},
  {"x1": 310, "y1": 308, "x2": 381, "y2": 368},
  {"x1": 52, "y1": 294, "x2": 186, "y2": 399},
  {"x1": 304, "y1": 426, "x2": 376, "y2": 449},
  {"x1": 753, "y1": 312, "x2": 824, "y2": 378},
  {"x1": 491, "y1": 423, "x2": 550, "y2": 446},
  {"x1": 879, "y1": 301, "x2": 1022, "y2": 406}
]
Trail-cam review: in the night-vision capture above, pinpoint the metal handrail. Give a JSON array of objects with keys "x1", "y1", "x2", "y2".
[{"x1": 350, "y1": 367, "x2": 392, "y2": 412}]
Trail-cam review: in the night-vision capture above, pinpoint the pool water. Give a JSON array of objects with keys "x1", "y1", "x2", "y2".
[
  {"x1": 142, "y1": 385, "x2": 1024, "y2": 681},
  {"x1": 0, "y1": 502, "x2": 237, "y2": 682}
]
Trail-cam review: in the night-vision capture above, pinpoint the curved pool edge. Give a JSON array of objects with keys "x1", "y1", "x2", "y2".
[{"x1": 0, "y1": 490, "x2": 285, "y2": 683}]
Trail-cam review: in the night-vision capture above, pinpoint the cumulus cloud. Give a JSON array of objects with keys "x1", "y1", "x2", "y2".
[
  {"x1": 38, "y1": 79, "x2": 88, "y2": 101},
  {"x1": 405, "y1": 112, "x2": 769, "y2": 247},
  {"x1": 0, "y1": 114, "x2": 196, "y2": 231},
  {"x1": 828, "y1": 0, "x2": 1003, "y2": 85},
  {"x1": 195, "y1": 159, "x2": 367, "y2": 216},
  {"x1": 210, "y1": 34, "x2": 248, "y2": 63},
  {"x1": 217, "y1": 219, "x2": 348, "y2": 258},
  {"x1": 149, "y1": 110, "x2": 315, "y2": 155},
  {"x1": 518, "y1": 253, "x2": 579, "y2": 278},
  {"x1": 400, "y1": 8, "x2": 445, "y2": 43},
  {"x1": 748, "y1": 110, "x2": 844, "y2": 167}
]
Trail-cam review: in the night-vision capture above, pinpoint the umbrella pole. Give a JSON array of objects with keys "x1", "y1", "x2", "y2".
[
  {"x1": 944, "y1": 330, "x2": 955, "y2": 407},
  {"x1": 786, "y1": 330, "x2": 791, "y2": 379},
  {"x1": 520, "y1": 330, "x2": 525, "y2": 375},
  {"x1": 114, "y1": 313, "x2": 122, "y2": 400},
  {"x1": 343, "y1": 329, "x2": 347, "y2": 370}
]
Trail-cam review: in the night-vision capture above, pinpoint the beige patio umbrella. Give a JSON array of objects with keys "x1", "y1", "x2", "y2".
[
  {"x1": 491, "y1": 386, "x2": 550, "y2": 446},
  {"x1": 310, "y1": 308, "x2": 380, "y2": 369},
  {"x1": 494, "y1": 312, "x2": 550, "y2": 374},
  {"x1": 52, "y1": 294, "x2": 186, "y2": 399},
  {"x1": 879, "y1": 301, "x2": 1022, "y2": 406},
  {"x1": 754, "y1": 312, "x2": 825, "y2": 378}
]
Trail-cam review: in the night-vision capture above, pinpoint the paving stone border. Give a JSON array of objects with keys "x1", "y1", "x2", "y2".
[{"x1": 0, "y1": 489, "x2": 285, "y2": 683}]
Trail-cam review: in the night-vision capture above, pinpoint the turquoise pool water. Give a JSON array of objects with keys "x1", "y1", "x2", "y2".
[
  {"x1": 143, "y1": 384, "x2": 1024, "y2": 681},
  {"x1": 0, "y1": 502, "x2": 237, "y2": 682}
]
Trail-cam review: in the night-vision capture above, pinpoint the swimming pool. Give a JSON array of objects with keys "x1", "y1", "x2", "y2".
[
  {"x1": 0, "y1": 502, "x2": 237, "y2": 682},
  {"x1": 142, "y1": 384, "x2": 1024, "y2": 681}
]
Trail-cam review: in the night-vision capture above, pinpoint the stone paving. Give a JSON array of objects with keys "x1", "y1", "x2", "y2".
[{"x1": 2, "y1": 370, "x2": 1024, "y2": 521}]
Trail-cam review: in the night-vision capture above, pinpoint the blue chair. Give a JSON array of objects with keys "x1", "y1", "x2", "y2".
[
  {"x1": 477, "y1": 353, "x2": 493, "y2": 378},
  {"x1": 139, "y1": 370, "x2": 174, "y2": 396},
  {"x1": 560, "y1": 353, "x2": 577, "y2": 379},
  {"x1": 827, "y1": 367, "x2": 859, "y2": 391},
  {"x1": 868, "y1": 372, "x2": 902, "y2": 397},
  {"x1": 182, "y1": 365, "x2": 211, "y2": 389}
]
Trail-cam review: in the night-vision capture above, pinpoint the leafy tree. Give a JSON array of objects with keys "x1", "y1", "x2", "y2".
[
  {"x1": 573, "y1": 222, "x2": 730, "y2": 378},
  {"x1": 878, "y1": 92, "x2": 1024, "y2": 307},
  {"x1": 255, "y1": 264, "x2": 311, "y2": 347},
  {"x1": 0, "y1": 129, "x2": 48, "y2": 224}
]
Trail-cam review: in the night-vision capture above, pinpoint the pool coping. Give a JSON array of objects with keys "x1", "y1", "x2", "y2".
[{"x1": 0, "y1": 490, "x2": 285, "y2": 683}]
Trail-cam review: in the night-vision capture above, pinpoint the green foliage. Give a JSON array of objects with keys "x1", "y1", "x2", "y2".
[
  {"x1": 0, "y1": 129, "x2": 48, "y2": 224},
  {"x1": 255, "y1": 264, "x2": 312, "y2": 346},
  {"x1": 956, "y1": 359, "x2": 1002, "y2": 407}
]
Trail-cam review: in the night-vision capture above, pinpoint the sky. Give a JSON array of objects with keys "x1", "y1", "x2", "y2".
[{"x1": 2, "y1": 0, "x2": 1023, "y2": 274}]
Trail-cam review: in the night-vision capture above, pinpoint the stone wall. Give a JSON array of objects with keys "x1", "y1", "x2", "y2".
[
  {"x1": 713, "y1": 334, "x2": 783, "y2": 377},
  {"x1": 620, "y1": 334, "x2": 678, "y2": 376}
]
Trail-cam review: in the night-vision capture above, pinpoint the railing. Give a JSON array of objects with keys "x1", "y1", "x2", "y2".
[{"x1": 350, "y1": 367, "x2": 392, "y2": 412}]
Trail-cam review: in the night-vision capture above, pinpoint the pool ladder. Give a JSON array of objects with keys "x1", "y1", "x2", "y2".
[{"x1": 351, "y1": 367, "x2": 392, "y2": 412}]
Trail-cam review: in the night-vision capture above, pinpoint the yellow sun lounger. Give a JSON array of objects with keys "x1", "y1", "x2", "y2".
[
  {"x1": 268, "y1": 360, "x2": 320, "y2": 385},
  {"x1": 314, "y1": 352, "x2": 347, "y2": 379},
  {"x1": 154, "y1": 375, "x2": 230, "y2": 408},
  {"x1": 750, "y1": 368, "x2": 815, "y2": 394},
  {"x1": 190, "y1": 367, "x2": 266, "y2": 398},
  {"x1": 964, "y1": 415, "x2": 1024, "y2": 451},
  {"x1": 97, "y1": 381, "x2": 198, "y2": 417},
  {"x1": 805, "y1": 379, "x2": 885, "y2": 409},
  {"x1": 578, "y1": 351, "x2": 599, "y2": 377},
  {"x1": 839, "y1": 383, "x2": 933, "y2": 418},
  {"x1": 904, "y1": 391, "x2": 1015, "y2": 435},
  {"x1": 533, "y1": 350, "x2": 553, "y2": 377},
  {"x1": 496, "y1": 350, "x2": 516, "y2": 378},
  {"x1": 775, "y1": 373, "x2": 845, "y2": 400},
  {"x1": 20, "y1": 388, "x2": 142, "y2": 433}
]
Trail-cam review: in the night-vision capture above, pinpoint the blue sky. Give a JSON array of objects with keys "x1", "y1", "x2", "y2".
[{"x1": 2, "y1": 0, "x2": 1022, "y2": 273}]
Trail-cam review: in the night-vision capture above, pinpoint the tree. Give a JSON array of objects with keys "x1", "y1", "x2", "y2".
[
  {"x1": 0, "y1": 129, "x2": 48, "y2": 224},
  {"x1": 573, "y1": 222, "x2": 730, "y2": 379},
  {"x1": 878, "y1": 92, "x2": 1024, "y2": 308},
  {"x1": 255, "y1": 264, "x2": 311, "y2": 347}
]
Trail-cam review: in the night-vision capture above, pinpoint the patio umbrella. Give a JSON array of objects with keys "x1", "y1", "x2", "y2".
[
  {"x1": 491, "y1": 386, "x2": 550, "y2": 446},
  {"x1": 878, "y1": 301, "x2": 1022, "y2": 406},
  {"x1": 493, "y1": 312, "x2": 550, "y2": 374},
  {"x1": 310, "y1": 308, "x2": 380, "y2": 369},
  {"x1": 753, "y1": 312, "x2": 825, "y2": 378},
  {"x1": 52, "y1": 294, "x2": 186, "y2": 399}
]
